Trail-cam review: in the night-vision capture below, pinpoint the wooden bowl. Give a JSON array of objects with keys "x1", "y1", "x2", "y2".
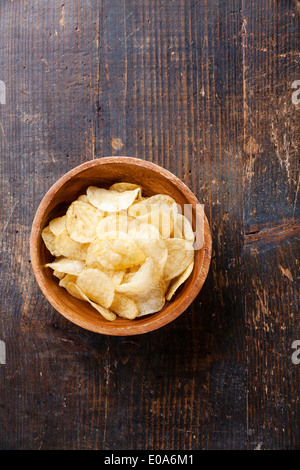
[{"x1": 30, "y1": 157, "x2": 212, "y2": 335}]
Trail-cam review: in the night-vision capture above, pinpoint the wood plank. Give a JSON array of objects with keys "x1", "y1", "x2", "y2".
[{"x1": 242, "y1": 0, "x2": 300, "y2": 450}]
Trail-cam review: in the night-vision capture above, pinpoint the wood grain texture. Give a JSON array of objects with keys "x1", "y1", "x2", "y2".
[
  {"x1": 242, "y1": 0, "x2": 300, "y2": 450},
  {"x1": 0, "y1": 0, "x2": 299, "y2": 450}
]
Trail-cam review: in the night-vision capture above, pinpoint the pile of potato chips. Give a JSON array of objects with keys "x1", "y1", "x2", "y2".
[{"x1": 42, "y1": 182, "x2": 195, "y2": 321}]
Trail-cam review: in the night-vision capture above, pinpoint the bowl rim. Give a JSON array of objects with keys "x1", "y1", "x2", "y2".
[{"x1": 30, "y1": 157, "x2": 212, "y2": 335}]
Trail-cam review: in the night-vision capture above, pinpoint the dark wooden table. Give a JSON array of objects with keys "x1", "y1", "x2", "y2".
[{"x1": 0, "y1": 0, "x2": 299, "y2": 450}]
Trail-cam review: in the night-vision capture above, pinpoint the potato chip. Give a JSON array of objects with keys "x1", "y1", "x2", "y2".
[
  {"x1": 87, "y1": 231, "x2": 146, "y2": 270},
  {"x1": 85, "y1": 250, "x2": 125, "y2": 286},
  {"x1": 128, "y1": 194, "x2": 178, "y2": 219},
  {"x1": 76, "y1": 194, "x2": 89, "y2": 203},
  {"x1": 46, "y1": 257, "x2": 86, "y2": 276},
  {"x1": 100, "y1": 267, "x2": 125, "y2": 286},
  {"x1": 110, "y1": 293, "x2": 139, "y2": 319},
  {"x1": 67, "y1": 281, "x2": 117, "y2": 321},
  {"x1": 122, "y1": 265, "x2": 140, "y2": 284},
  {"x1": 109, "y1": 182, "x2": 142, "y2": 194},
  {"x1": 163, "y1": 238, "x2": 194, "y2": 281},
  {"x1": 173, "y1": 213, "x2": 195, "y2": 242},
  {"x1": 96, "y1": 213, "x2": 135, "y2": 237},
  {"x1": 49, "y1": 215, "x2": 66, "y2": 237},
  {"x1": 55, "y1": 229, "x2": 88, "y2": 261},
  {"x1": 134, "y1": 238, "x2": 168, "y2": 278},
  {"x1": 76, "y1": 268, "x2": 115, "y2": 309},
  {"x1": 87, "y1": 186, "x2": 140, "y2": 212},
  {"x1": 116, "y1": 257, "x2": 157, "y2": 294},
  {"x1": 53, "y1": 270, "x2": 65, "y2": 280},
  {"x1": 66, "y1": 200, "x2": 105, "y2": 243},
  {"x1": 129, "y1": 196, "x2": 147, "y2": 209},
  {"x1": 128, "y1": 219, "x2": 161, "y2": 241},
  {"x1": 59, "y1": 274, "x2": 85, "y2": 300},
  {"x1": 129, "y1": 280, "x2": 167, "y2": 316},
  {"x1": 97, "y1": 214, "x2": 159, "y2": 241},
  {"x1": 41, "y1": 226, "x2": 61, "y2": 257},
  {"x1": 166, "y1": 261, "x2": 194, "y2": 301},
  {"x1": 136, "y1": 209, "x2": 174, "y2": 239}
]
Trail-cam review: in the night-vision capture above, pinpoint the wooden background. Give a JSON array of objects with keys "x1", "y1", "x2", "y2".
[{"x1": 0, "y1": 0, "x2": 299, "y2": 450}]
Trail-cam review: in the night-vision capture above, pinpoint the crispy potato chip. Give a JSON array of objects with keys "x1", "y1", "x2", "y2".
[
  {"x1": 66, "y1": 200, "x2": 105, "y2": 243},
  {"x1": 59, "y1": 274, "x2": 85, "y2": 300},
  {"x1": 173, "y1": 213, "x2": 195, "y2": 242},
  {"x1": 116, "y1": 257, "x2": 157, "y2": 294},
  {"x1": 166, "y1": 261, "x2": 194, "y2": 301},
  {"x1": 76, "y1": 268, "x2": 115, "y2": 309},
  {"x1": 76, "y1": 194, "x2": 89, "y2": 203},
  {"x1": 110, "y1": 293, "x2": 139, "y2": 319},
  {"x1": 46, "y1": 257, "x2": 86, "y2": 276},
  {"x1": 49, "y1": 216, "x2": 66, "y2": 237},
  {"x1": 87, "y1": 231, "x2": 146, "y2": 270},
  {"x1": 134, "y1": 238, "x2": 168, "y2": 278},
  {"x1": 128, "y1": 197, "x2": 147, "y2": 211},
  {"x1": 128, "y1": 194, "x2": 178, "y2": 219},
  {"x1": 97, "y1": 214, "x2": 160, "y2": 241},
  {"x1": 96, "y1": 213, "x2": 135, "y2": 237},
  {"x1": 41, "y1": 226, "x2": 61, "y2": 257},
  {"x1": 68, "y1": 282, "x2": 117, "y2": 321},
  {"x1": 85, "y1": 249, "x2": 126, "y2": 285},
  {"x1": 99, "y1": 267, "x2": 125, "y2": 286},
  {"x1": 53, "y1": 270, "x2": 65, "y2": 280},
  {"x1": 129, "y1": 280, "x2": 167, "y2": 316},
  {"x1": 55, "y1": 229, "x2": 88, "y2": 260},
  {"x1": 164, "y1": 238, "x2": 194, "y2": 281},
  {"x1": 122, "y1": 265, "x2": 140, "y2": 284},
  {"x1": 128, "y1": 219, "x2": 161, "y2": 241},
  {"x1": 109, "y1": 182, "x2": 142, "y2": 194},
  {"x1": 136, "y1": 209, "x2": 174, "y2": 239},
  {"x1": 87, "y1": 186, "x2": 140, "y2": 212}
]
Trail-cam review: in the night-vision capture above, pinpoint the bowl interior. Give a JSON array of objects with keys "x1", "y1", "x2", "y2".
[{"x1": 32, "y1": 159, "x2": 211, "y2": 335}]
